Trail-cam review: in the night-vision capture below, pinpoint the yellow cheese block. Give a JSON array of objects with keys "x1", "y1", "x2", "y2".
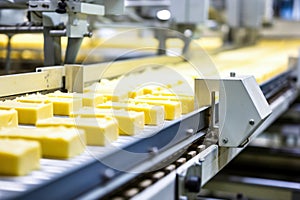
[
  {"x1": 17, "y1": 93, "x2": 82, "y2": 115},
  {"x1": 0, "y1": 108, "x2": 18, "y2": 128},
  {"x1": 48, "y1": 97, "x2": 82, "y2": 116},
  {"x1": 96, "y1": 102, "x2": 164, "y2": 125},
  {"x1": 0, "y1": 100, "x2": 53, "y2": 125},
  {"x1": 0, "y1": 139, "x2": 41, "y2": 176},
  {"x1": 136, "y1": 94, "x2": 194, "y2": 114},
  {"x1": 36, "y1": 117, "x2": 118, "y2": 146},
  {"x1": 127, "y1": 99, "x2": 181, "y2": 120},
  {"x1": 47, "y1": 91, "x2": 105, "y2": 107},
  {"x1": 0, "y1": 127, "x2": 86, "y2": 159},
  {"x1": 71, "y1": 108, "x2": 144, "y2": 135}
]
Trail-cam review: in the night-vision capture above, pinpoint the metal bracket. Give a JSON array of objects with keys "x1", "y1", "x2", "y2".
[{"x1": 195, "y1": 75, "x2": 272, "y2": 147}]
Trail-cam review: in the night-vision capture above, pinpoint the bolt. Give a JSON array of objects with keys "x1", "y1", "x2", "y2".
[
  {"x1": 186, "y1": 128, "x2": 194, "y2": 135},
  {"x1": 222, "y1": 138, "x2": 228, "y2": 144},
  {"x1": 230, "y1": 72, "x2": 236, "y2": 77},
  {"x1": 102, "y1": 169, "x2": 115, "y2": 181},
  {"x1": 249, "y1": 119, "x2": 255, "y2": 126},
  {"x1": 149, "y1": 146, "x2": 159, "y2": 155}
]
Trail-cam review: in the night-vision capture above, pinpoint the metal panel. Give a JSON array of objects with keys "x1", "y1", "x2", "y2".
[{"x1": 0, "y1": 67, "x2": 63, "y2": 98}]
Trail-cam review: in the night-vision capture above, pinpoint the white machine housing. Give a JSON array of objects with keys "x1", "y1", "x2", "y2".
[{"x1": 195, "y1": 75, "x2": 272, "y2": 147}]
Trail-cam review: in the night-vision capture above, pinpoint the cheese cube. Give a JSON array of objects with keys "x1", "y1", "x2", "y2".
[
  {"x1": 36, "y1": 117, "x2": 118, "y2": 146},
  {"x1": 48, "y1": 97, "x2": 82, "y2": 116},
  {"x1": 127, "y1": 99, "x2": 181, "y2": 120},
  {"x1": 0, "y1": 108, "x2": 18, "y2": 128},
  {"x1": 0, "y1": 139, "x2": 41, "y2": 176},
  {"x1": 0, "y1": 127, "x2": 86, "y2": 159},
  {"x1": 97, "y1": 102, "x2": 164, "y2": 125},
  {"x1": 136, "y1": 94, "x2": 194, "y2": 114},
  {"x1": 71, "y1": 108, "x2": 144, "y2": 135},
  {"x1": 0, "y1": 100, "x2": 53, "y2": 125}
]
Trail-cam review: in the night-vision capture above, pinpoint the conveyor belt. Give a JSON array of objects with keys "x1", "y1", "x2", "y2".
[{"x1": 0, "y1": 107, "x2": 208, "y2": 200}]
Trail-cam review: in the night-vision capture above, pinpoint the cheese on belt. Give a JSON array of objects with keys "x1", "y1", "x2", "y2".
[
  {"x1": 17, "y1": 95, "x2": 82, "y2": 116},
  {"x1": 0, "y1": 108, "x2": 18, "y2": 128},
  {"x1": 127, "y1": 99, "x2": 181, "y2": 120},
  {"x1": 0, "y1": 127, "x2": 86, "y2": 159},
  {"x1": 71, "y1": 108, "x2": 144, "y2": 136},
  {"x1": 0, "y1": 100, "x2": 53, "y2": 125},
  {"x1": 36, "y1": 117, "x2": 118, "y2": 146},
  {"x1": 0, "y1": 139, "x2": 41, "y2": 176},
  {"x1": 96, "y1": 102, "x2": 164, "y2": 125},
  {"x1": 136, "y1": 94, "x2": 194, "y2": 114}
]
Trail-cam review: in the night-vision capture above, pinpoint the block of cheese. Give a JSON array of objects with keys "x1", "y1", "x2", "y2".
[
  {"x1": 49, "y1": 97, "x2": 82, "y2": 116},
  {"x1": 47, "y1": 91, "x2": 104, "y2": 107},
  {"x1": 0, "y1": 108, "x2": 18, "y2": 128},
  {"x1": 71, "y1": 108, "x2": 144, "y2": 135},
  {"x1": 0, "y1": 127, "x2": 86, "y2": 159},
  {"x1": 17, "y1": 93, "x2": 82, "y2": 115},
  {"x1": 127, "y1": 99, "x2": 181, "y2": 120},
  {"x1": 136, "y1": 94, "x2": 194, "y2": 114},
  {"x1": 0, "y1": 139, "x2": 41, "y2": 176},
  {"x1": 97, "y1": 102, "x2": 164, "y2": 125},
  {"x1": 0, "y1": 100, "x2": 53, "y2": 125},
  {"x1": 36, "y1": 117, "x2": 118, "y2": 146}
]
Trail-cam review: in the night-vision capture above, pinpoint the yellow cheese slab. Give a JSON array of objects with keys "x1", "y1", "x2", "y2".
[
  {"x1": 36, "y1": 117, "x2": 118, "y2": 146},
  {"x1": 0, "y1": 100, "x2": 53, "y2": 125},
  {"x1": 0, "y1": 127, "x2": 86, "y2": 159},
  {"x1": 0, "y1": 139, "x2": 41, "y2": 176},
  {"x1": 71, "y1": 108, "x2": 144, "y2": 135},
  {"x1": 136, "y1": 94, "x2": 194, "y2": 114},
  {"x1": 127, "y1": 99, "x2": 181, "y2": 120},
  {"x1": 0, "y1": 108, "x2": 18, "y2": 128},
  {"x1": 96, "y1": 102, "x2": 164, "y2": 125}
]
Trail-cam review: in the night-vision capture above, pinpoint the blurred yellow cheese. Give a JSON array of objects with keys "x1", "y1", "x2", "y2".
[
  {"x1": 36, "y1": 117, "x2": 118, "y2": 146},
  {"x1": 0, "y1": 100, "x2": 53, "y2": 125},
  {"x1": 72, "y1": 108, "x2": 144, "y2": 135},
  {"x1": 0, "y1": 139, "x2": 41, "y2": 176},
  {"x1": 0, "y1": 127, "x2": 86, "y2": 159},
  {"x1": 0, "y1": 108, "x2": 18, "y2": 128},
  {"x1": 97, "y1": 102, "x2": 164, "y2": 125},
  {"x1": 127, "y1": 99, "x2": 181, "y2": 120},
  {"x1": 136, "y1": 94, "x2": 194, "y2": 114},
  {"x1": 84, "y1": 83, "x2": 128, "y2": 102}
]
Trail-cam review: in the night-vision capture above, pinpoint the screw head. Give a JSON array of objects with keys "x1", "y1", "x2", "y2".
[{"x1": 222, "y1": 138, "x2": 228, "y2": 144}]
